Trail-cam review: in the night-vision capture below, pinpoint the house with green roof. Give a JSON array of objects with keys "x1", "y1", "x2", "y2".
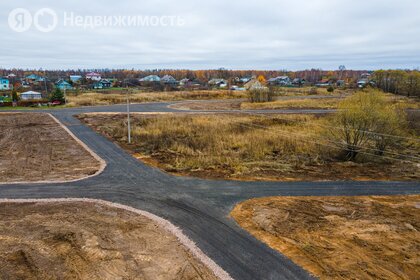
[
  {"x1": 92, "y1": 79, "x2": 112, "y2": 89},
  {"x1": 56, "y1": 80, "x2": 73, "y2": 90},
  {"x1": 26, "y1": 74, "x2": 45, "y2": 83}
]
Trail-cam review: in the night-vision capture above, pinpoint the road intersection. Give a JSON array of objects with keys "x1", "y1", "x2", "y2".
[{"x1": 1, "y1": 102, "x2": 419, "y2": 280}]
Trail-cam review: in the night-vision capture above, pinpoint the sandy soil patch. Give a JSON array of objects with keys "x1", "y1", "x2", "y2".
[
  {"x1": 0, "y1": 113, "x2": 101, "y2": 183},
  {"x1": 231, "y1": 195, "x2": 420, "y2": 280},
  {"x1": 0, "y1": 200, "x2": 220, "y2": 280}
]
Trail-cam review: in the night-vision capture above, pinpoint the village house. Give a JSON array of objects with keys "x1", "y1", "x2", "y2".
[
  {"x1": 179, "y1": 78, "x2": 190, "y2": 86},
  {"x1": 315, "y1": 79, "x2": 333, "y2": 87},
  {"x1": 86, "y1": 72, "x2": 102, "y2": 81},
  {"x1": 56, "y1": 80, "x2": 73, "y2": 90},
  {"x1": 161, "y1": 75, "x2": 178, "y2": 85},
  {"x1": 139, "y1": 75, "x2": 161, "y2": 83},
  {"x1": 234, "y1": 77, "x2": 252, "y2": 84},
  {"x1": 0, "y1": 78, "x2": 10, "y2": 90},
  {"x1": 360, "y1": 73, "x2": 372, "y2": 79},
  {"x1": 292, "y1": 78, "x2": 306, "y2": 86},
  {"x1": 179, "y1": 78, "x2": 201, "y2": 88},
  {"x1": 20, "y1": 80, "x2": 30, "y2": 88},
  {"x1": 70, "y1": 75, "x2": 83, "y2": 83},
  {"x1": 20, "y1": 91, "x2": 43, "y2": 100},
  {"x1": 240, "y1": 77, "x2": 252, "y2": 83},
  {"x1": 357, "y1": 73, "x2": 374, "y2": 88},
  {"x1": 208, "y1": 78, "x2": 228, "y2": 88},
  {"x1": 244, "y1": 79, "x2": 268, "y2": 91},
  {"x1": 25, "y1": 74, "x2": 45, "y2": 84},
  {"x1": 93, "y1": 79, "x2": 112, "y2": 89},
  {"x1": 357, "y1": 79, "x2": 371, "y2": 88},
  {"x1": 268, "y1": 76, "x2": 292, "y2": 86},
  {"x1": 107, "y1": 78, "x2": 118, "y2": 85}
]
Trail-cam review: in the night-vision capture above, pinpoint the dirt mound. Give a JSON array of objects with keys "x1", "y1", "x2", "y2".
[
  {"x1": 0, "y1": 201, "x2": 218, "y2": 280},
  {"x1": 231, "y1": 195, "x2": 420, "y2": 280},
  {"x1": 0, "y1": 113, "x2": 101, "y2": 183}
]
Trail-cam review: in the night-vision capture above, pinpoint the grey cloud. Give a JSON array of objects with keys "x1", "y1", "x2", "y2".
[{"x1": 1, "y1": 0, "x2": 419, "y2": 70}]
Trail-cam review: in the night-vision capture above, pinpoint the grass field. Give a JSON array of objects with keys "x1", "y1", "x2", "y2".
[
  {"x1": 3, "y1": 87, "x2": 350, "y2": 109},
  {"x1": 231, "y1": 195, "x2": 420, "y2": 280},
  {"x1": 241, "y1": 98, "x2": 341, "y2": 109},
  {"x1": 66, "y1": 90, "x2": 247, "y2": 107},
  {"x1": 269, "y1": 87, "x2": 348, "y2": 96},
  {"x1": 241, "y1": 93, "x2": 420, "y2": 110},
  {"x1": 78, "y1": 113, "x2": 419, "y2": 181}
]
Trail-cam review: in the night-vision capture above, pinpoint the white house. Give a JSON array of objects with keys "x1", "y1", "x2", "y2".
[
  {"x1": 268, "y1": 76, "x2": 292, "y2": 86},
  {"x1": 20, "y1": 91, "x2": 43, "y2": 100},
  {"x1": 86, "y1": 72, "x2": 102, "y2": 81},
  {"x1": 139, "y1": 75, "x2": 161, "y2": 82}
]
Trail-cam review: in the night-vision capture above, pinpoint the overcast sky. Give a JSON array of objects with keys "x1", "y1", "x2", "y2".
[{"x1": 1, "y1": 0, "x2": 420, "y2": 70}]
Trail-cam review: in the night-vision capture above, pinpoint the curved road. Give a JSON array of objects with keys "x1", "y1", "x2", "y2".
[{"x1": 1, "y1": 102, "x2": 419, "y2": 280}]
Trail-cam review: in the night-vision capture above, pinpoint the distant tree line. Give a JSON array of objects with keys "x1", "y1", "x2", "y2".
[
  {"x1": 373, "y1": 70, "x2": 420, "y2": 97},
  {"x1": 0, "y1": 68, "x2": 367, "y2": 84}
]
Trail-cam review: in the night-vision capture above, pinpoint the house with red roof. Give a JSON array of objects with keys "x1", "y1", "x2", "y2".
[{"x1": 86, "y1": 72, "x2": 102, "y2": 81}]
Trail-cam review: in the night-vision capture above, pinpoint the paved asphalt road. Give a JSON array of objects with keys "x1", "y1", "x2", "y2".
[{"x1": 1, "y1": 102, "x2": 419, "y2": 280}]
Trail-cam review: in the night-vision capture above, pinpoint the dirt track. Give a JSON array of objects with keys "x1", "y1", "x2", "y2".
[
  {"x1": 0, "y1": 113, "x2": 100, "y2": 183},
  {"x1": 0, "y1": 201, "x2": 218, "y2": 280},
  {"x1": 231, "y1": 195, "x2": 420, "y2": 280}
]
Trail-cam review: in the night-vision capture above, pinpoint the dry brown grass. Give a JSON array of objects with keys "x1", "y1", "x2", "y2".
[
  {"x1": 241, "y1": 93, "x2": 420, "y2": 110},
  {"x1": 271, "y1": 87, "x2": 347, "y2": 96},
  {"x1": 241, "y1": 98, "x2": 340, "y2": 110},
  {"x1": 231, "y1": 195, "x2": 420, "y2": 280},
  {"x1": 78, "y1": 113, "x2": 419, "y2": 181},
  {"x1": 67, "y1": 90, "x2": 247, "y2": 107}
]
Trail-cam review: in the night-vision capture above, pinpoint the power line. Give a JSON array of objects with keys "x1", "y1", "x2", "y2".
[
  {"x1": 235, "y1": 109, "x2": 420, "y2": 142},
  {"x1": 245, "y1": 120, "x2": 420, "y2": 161},
  {"x1": 237, "y1": 121, "x2": 418, "y2": 164},
  {"x1": 234, "y1": 119, "x2": 420, "y2": 164}
]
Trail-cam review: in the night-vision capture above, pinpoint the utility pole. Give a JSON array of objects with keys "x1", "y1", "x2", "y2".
[
  {"x1": 126, "y1": 82, "x2": 131, "y2": 144},
  {"x1": 44, "y1": 70, "x2": 48, "y2": 98},
  {"x1": 64, "y1": 87, "x2": 67, "y2": 105}
]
